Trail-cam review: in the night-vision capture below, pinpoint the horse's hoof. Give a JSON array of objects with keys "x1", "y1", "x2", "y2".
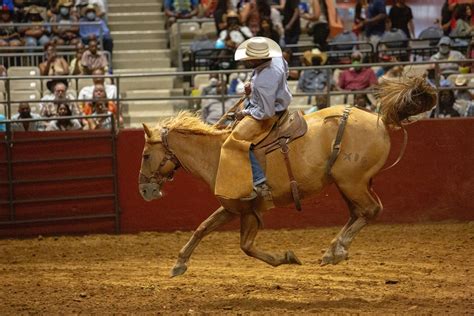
[
  {"x1": 286, "y1": 250, "x2": 302, "y2": 265},
  {"x1": 320, "y1": 249, "x2": 334, "y2": 266},
  {"x1": 170, "y1": 263, "x2": 188, "y2": 278},
  {"x1": 332, "y1": 247, "x2": 348, "y2": 264}
]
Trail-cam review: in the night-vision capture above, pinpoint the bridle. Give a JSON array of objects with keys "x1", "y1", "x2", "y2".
[{"x1": 139, "y1": 128, "x2": 181, "y2": 185}]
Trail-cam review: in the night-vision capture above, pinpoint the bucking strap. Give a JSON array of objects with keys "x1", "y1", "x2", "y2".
[
  {"x1": 279, "y1": 138, "x2": 302, "y2": 211},
  {"x1": 325, "y1": 105, "x2": 352, "y2": 177}
]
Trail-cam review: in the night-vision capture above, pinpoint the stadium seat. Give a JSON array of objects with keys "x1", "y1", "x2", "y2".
[
  {"x1": 402, "y1": 64, "x2": 430, "y2": 77},
  {"x1": 7, "y1": 66, "x2": 41, "y2": 77},
  {"x1": 10, "y1": 79, "x2": 41, "y2": 91},
  {"x1": 201, "y1": 22, "x2": 217, "y2": 39},
  {"x1": 287, "y1": 80, "x2": 298, "y2": 93},
  {"x1": 193, "y1": 74, "x2": 210, "y2": 88},
  {"x1": 10, "y1": 90, "x2": 41, "y2": 103}
]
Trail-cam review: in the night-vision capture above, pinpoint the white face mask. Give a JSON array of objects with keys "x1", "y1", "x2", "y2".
[
  {"x1": 59, "y1": 7, "x2": 69, "y2": 16},
  {"x1": 238, "y1": 72, "x2": 247, "y2": 81},
  {"x1": 439, "y1": 46, "x2": 450, "y2": 55},
  {"x1": 86, "y1": 12, "x2": 96, "y2": 20},
  {"x1": 209, "y1": 78, "x2": 218, "y2": 86}
]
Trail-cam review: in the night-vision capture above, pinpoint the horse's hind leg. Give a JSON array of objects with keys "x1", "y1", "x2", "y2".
[
  {"x1": 321, "y1": 182, "x2": 381, "y2": 266},
  {"x1": 240, "y1": 208, "x2": 302, "y2": 267},
  {"x1": 171, "y1": 206, "x2": 237, "y2": 277}
]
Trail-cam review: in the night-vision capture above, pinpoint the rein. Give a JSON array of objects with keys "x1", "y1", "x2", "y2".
[{"x1": 139, "y1": 128, "x2": 182, "y2": 184}]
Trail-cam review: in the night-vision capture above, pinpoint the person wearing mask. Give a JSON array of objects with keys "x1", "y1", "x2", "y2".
[
  {"x1": 79, "y1": 4, "x2": 113, "y2": 55},
  {"x1": 45, "y1": 103, "x2": 82, "y2": 131},
  {"x1": 11, "y1": 103, "x2": 44, "y2": 131},
  {"x1": 430, "y1": 36, "x2": 465, "y2": 76},
  {"x1": 50, "y1": 0, "x2": 80, "y2": 45},
  {"x1": 337, "y1": 51, "x2": 377, "y2": 92}
]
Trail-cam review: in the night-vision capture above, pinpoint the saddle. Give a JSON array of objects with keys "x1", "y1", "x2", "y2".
[{"x1": 254, "y1": 110, "x2": 308, "y2": 211}]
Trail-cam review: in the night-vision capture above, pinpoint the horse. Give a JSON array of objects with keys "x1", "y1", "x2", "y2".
[{"x1": 139, "y1": 77, "x2": 437, "y2": 277}]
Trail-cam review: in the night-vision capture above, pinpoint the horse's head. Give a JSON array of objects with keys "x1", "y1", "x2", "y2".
[{"x1": 139, "y1": 123, "x2": 181, "y2": 201}]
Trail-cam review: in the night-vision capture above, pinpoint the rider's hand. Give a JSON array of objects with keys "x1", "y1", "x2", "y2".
[
  {"x1": 235, "y1": 110, "x2": 246, "y2": 121},
  {"x1": 244, "y1": 83, "x2": 251, "y2": 96}
]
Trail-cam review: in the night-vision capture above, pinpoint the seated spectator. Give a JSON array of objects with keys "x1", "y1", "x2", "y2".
[
  {"x1": 75, "y1": 0, "x2": 106, "y2": 19},
  {"x1": 39, "y1": 41, "x2": 70, "y2": 75},
  {"x1": 78, "y1": 68, "x2": 116, "y2": 102},
  {"x1": 80, "y1": 36, "x2": 108, "y2": 74},
  {"x1": 378, "y1": 61, "x2": 403, "y2": 83},
  {"x1": 19, "y1": 5, "x2": 50, "y2": 47},
  {"x1": 282, "y1": 0, "x2": 301, "y2": 46},
  {"x1": 453, "y1": 75, "x2": 471, "y2": 115},
  {"x1": 189, "y1": 29, "x2": 215, "y2": 53},
  {"x1": 50, "y1": 0, "x2": 80, "y2": 45},
  {"x1": 218, "y1": 11, "x2": 252, "y2": 50},
  {"x1": 79, "y1": 4, "x2": 113, "y2": 55},
  {"x1": 298, "y1": 48, "x2": 331, "y2": 105},
  {"x1": 430, "y1": 36, "x2": 465, "y2": 76},
  {"x1": 228, "y1": 66, "x2": 248, "y2": 95},
  {"x1": 11, "y1": 102, "x2": 44, "y2": 131},
  {"x1": 82, "y1": 83, "x2": 122, "y2": 125},
  {"x1": 84, "y1": 98, "x2": 113, "y2": 130},
  {"x1": 201, "y1": 74, "x2": 220, "y2": 96},
  {"x1": 69, "y1": 41, "x2": 85, "y2": 75},
  {"x1": 0, "y1": 5, "x2": 22, "y2": 47},
  {"x1": 338, "y1": 51, "x2": 377, "y2": 91},
  {"x1": 430, "y1": 88, "x2": 460, "y2": 118},
  {"x1": 201, "y1": 81, "x2": 234, "y2": 125},
  {"x1": 45, "y1": 103, "x2": 82, "y2": 130},
  {"x1": 39, "y1": 79, "x2": 80, "y2": 117},
  {"x1": 256, "y1": 17, "x2": 280, "y2": 44},
  {"x1": 450, "y1": 4, "x2": 473, "y2": 38},
  {"x1": 164, "y1": 0, "x2": 198, "y2": 28},
  {"x1": 13, "y1": 0, "x2": 49, "y2": 22}
]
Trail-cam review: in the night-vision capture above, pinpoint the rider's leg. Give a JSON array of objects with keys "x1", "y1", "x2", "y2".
[{"x1": 249, "y1": 150, "x2": 271, "y2": 199}]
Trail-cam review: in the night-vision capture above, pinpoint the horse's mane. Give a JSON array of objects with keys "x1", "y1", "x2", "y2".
[{"x1": 156, "y1": 111, "x2": 230, "y2": 136}]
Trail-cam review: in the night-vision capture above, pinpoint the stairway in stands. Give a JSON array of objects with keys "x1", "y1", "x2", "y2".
[{"x1": 108, "y1": 0, "x2": 182, "y2": 128}]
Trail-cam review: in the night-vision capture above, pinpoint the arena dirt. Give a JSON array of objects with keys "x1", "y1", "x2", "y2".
[{"x1": 0, "y1": 222, "x2": 473, "y2": 314}]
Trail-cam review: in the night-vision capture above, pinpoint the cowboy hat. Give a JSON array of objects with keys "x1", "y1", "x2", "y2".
[
  {"x1": 235, "y1": 37, "x2": 282, "y2": 61},
  {"x1": 56, "y1": 0, "x2": 74, "y2": 9},
  {"x1": 303, "y1": 48, "x2": 328, "y2": 66},
  {"x1": 81, "y1": 3, "x2": 101, "y2": 16},
  {"x1": 25, "y1": 5, "x2": 43, "y2": 16},
  {"x1": 455, "y1": 75, "x2": 468, "y2": 87},
  {"x1": 46, "y1": 78, "x2": 69, "y2": 93}
]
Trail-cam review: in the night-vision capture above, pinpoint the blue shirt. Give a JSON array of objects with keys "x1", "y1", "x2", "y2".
[
  {"x1": 243, "y1": 57, "x2": 292, "y2": 120},
  {"x1": 366, "y1": 0, "x2": 386, "y2": 37},
  {"x1": 79, "y1": 18, "x2": 110, "y2": 39},
  {"x1": 164, "y1": 0, "x2": 197, "y2": 13}
]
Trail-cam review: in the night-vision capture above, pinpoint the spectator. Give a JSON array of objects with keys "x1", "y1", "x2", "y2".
[
  {"x1": 298, "y1": 48, "x2": 331, "y2": 104},
  {"x1": 430, "y1": 88, "x2": 460, "y2": 118},
  {"x1": 388, "y1": 0, "x2": 414, "y2": 38},
  {"x1": 200, "y1": 81, "x2": 234, "y2": 124},
  {"x1": 50, "y1": 0, "x2": 80, "y2": 45},
  {"x1": 430, "y1": 36, "x2": 465, "y2": 76},
  {"x1": 164, "y1": 0, "x2": 198, "y2": 28},
  {"x1": 189, "y1": 29, "x2": 215, "y2": 53},
  {"x1": 11, "y1": 102, "x2": 44, "y2": 131},
  {"x1": 75, "y1": 0, "x2": 106, "y2": 19},
  {"x1": 78, "y1": 68, "x2": 117, "y2": 102},
  {"x1": 218, "y1": 11, "x2": 252, "y2": 50},
  {"x1": 228, "y1": 65, "x2": 248, "y2": 95},
  {"x1": 441, "y1": 0, "x2": 457, "y2": 36},
  {"x1": 84, "y1": 98, "x2": 113, "y2": 130},
  {"x1": 82, "y1": 83, "x2": 121, "y2": 125},
  {"x1": 80, "y1": 36, "x2": 108, "y2": 74},
  {"x1": 377, "y1": 59, "x2": 403, "y2": 83},
  {"x1": 301, "y1": 0, "x2": 329, "y2": 50},
  {"x1": 39, "y1": 42, "x2": 70, "y2": 75},
  {"x1": 338, "y1": 51, "x2": 377, "y2": 91},
  {"x1": 352, "y1": 0, "x2": 367, "y2": 39},
  {"x1": 454, "y1": 75, "x2": 471, "y2": 102},
  {"x1": 39, "y1": 79, "x2": 80, "y2": 117},
  {"x1": 0, "y1": 5, "x2": 22, "y2": 47},
  {"x1": 45, "y1": 103, "x2": 82, "y2": 130},
  {"x1": 360, "y1": 0, "x2": 387, "y2": 44},
  {"x1": 282, "y1": 0, "x2": 300, "y2": 46},
  {"x1": 282, "y1": 48, "x2": 299, "y2": 80},
  {"x1": 201, "y1": 0, "x2": 218, "y2": 18},
  {"x1": 79, "y1": 4, "x2": 113, "y2": 55},
  {"x1": 213, "y1": 0, "x2": 230, "y2": 35},
  {"x1": 19, "y1": 5, "x2": 50, "y2": 47},
  {"x1": 201, "y1": 74, "x2": 220, "y2": 95},
  {"x1": 240, "y1": 0, "x2": 283, "y2": 37},
  {"x1": 450, "y1": 4, "x2": 473, "y2": 38},
  {"x1": 256, "y1": 18, "x2": 280, "y2": 44},
  {"x1": 69, "y1": 41, "x2": 85, "y2": 75}
]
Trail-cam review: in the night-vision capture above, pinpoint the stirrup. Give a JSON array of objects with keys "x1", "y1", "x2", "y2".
[{"x1": 254, "y1": 183, "x2": 272, "y2": 201}]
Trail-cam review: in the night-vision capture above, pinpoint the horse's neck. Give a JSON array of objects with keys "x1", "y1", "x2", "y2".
[{"x1": 170, "y1": 132, "x2": 225, "y2": 187}]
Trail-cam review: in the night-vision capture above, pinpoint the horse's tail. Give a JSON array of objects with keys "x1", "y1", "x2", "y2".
[{"x1": 376, "y1": 76, "x2": 437, "y2": 127}]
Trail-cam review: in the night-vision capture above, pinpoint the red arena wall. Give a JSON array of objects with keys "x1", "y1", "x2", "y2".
[
  {"x1": 118, "y1": 118, "x2": 474, "y2": 233},
  {"x1": 0, "y1": 118, "x2": 473, "y2": 237}
]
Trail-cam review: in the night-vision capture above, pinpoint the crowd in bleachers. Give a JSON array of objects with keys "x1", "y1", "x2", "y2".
[
  {"x1": 170, "y1": 0, "x2": 474, "y2": 122},
  {"x1": 0, "y1": 0, "x2": 117, "y2": 130}
]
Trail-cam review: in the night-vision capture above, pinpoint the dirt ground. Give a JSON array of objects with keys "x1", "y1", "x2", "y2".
[{"x1": 0, "y1": 222, "x2": 473, "y2": 315}]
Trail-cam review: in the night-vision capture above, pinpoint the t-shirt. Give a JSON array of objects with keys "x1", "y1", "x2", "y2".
[
  {"x1": 366, "y1": 0, "x2": 386, "y2": 37},
  {"x1": 389, "y1": 4, "x2": 413, "y2": 38},
  {"x1": 338, "y1": 68, "x2": 377, "y2": 91}
]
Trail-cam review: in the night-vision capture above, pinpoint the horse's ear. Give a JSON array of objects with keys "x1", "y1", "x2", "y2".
[{"x1": 143, "y1": 123, "x2": 153, "y2": 138}]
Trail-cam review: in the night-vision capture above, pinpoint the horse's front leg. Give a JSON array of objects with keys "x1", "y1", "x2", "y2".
[
  {"x1": 240, "y1": 208, "x2": 302, "y2": 267},
  {"x1": 171, "y1": 206, "x2": 237, "y2": 277}
]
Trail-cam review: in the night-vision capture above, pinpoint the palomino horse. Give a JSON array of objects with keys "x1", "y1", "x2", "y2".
[{"x1": 139, "y1": 77, "x2": 436, "y2": 277}]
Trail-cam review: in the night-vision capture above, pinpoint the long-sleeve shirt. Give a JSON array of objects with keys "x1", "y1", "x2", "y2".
[
  {"x1": 79, "y1": 18, "x2": 110, "y2": 39},
  {"x1": 242, "y1": 57, "x2": 292, "y2": 120}
]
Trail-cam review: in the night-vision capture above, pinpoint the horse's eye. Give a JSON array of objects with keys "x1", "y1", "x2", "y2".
[{"x1": 143, "y1": 154, "x2": 150, "y2": 160}]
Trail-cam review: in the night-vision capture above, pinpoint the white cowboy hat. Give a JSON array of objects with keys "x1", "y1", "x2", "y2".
[{"x1": 235, "y1": 37, "x2": 282, "y2": 61}]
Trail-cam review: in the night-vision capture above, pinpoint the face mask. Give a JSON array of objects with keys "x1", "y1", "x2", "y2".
[
  {"x1": 352, "y1": 60, "x2": 361, "y2": 72},
  {"x1": 209, "y1": 78, "x2": 218, "y2": 86},
  {"x1": 439, "y1": 46, "x2": 450, "y2": 55},
  {"x1": 238, "y1": 72, "x2": 247, "y2": 81},
  {"x1": 86, "y1": 12, "x2": 96, "y2": 20},
  {"x1": 59, "y1": 7, "x2": 69, "y2": 16}
]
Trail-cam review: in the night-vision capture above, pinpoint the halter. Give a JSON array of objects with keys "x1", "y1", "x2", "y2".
[{"x1": 139, "y1": 128, "x2": 181, "y2": 185}]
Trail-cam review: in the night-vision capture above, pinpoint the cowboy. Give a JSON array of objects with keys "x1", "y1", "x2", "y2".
[{"x1": 214, "y1": 37, "x2": 292, "y2": 201}]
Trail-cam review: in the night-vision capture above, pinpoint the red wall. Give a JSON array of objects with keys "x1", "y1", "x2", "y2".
[
  {"x1": 118, "y1": 119, "x2": 474, "y2": 233},
  {"x1": 0, "y1": 118, "x2": 472, "y2": 237}
]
